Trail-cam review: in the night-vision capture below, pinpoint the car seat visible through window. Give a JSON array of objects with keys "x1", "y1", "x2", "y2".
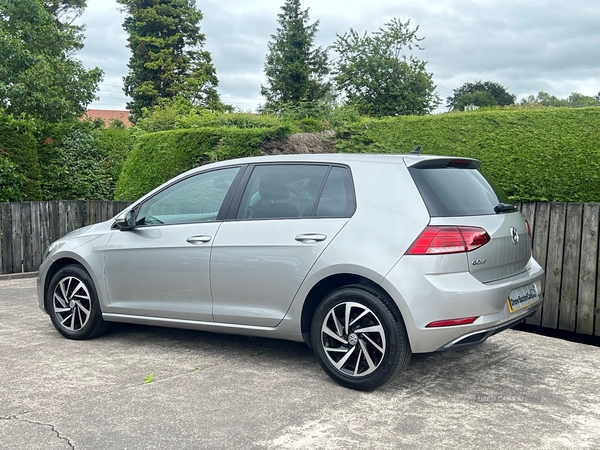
[{"x1": 252, "y1": 177, "x2": 299, "y2": 219}]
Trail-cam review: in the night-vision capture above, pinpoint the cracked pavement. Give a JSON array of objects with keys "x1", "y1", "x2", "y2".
[{"x1": 1, "y1": 277, "x2": 599, "y2": 449}]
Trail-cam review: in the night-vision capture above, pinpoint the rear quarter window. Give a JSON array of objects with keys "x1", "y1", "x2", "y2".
[
  {"x1": 315, "y1": 166, "x2": 356, "y2": 218},
  {"x1": 408, "y1": 167, "x2": 512, "y2": 217}
]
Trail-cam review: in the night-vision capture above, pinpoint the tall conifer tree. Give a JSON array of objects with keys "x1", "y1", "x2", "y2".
[
  {"x1": 117, "y1": 0, "x2": 221, "y2": 121},
  {"x1": 261, "y1": 0, "x2": 330, "y2": 113}
]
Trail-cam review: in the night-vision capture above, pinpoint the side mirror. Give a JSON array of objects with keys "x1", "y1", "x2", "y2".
[{"x1": 114, "y1": 209, "x2": 136, "y2": 231}]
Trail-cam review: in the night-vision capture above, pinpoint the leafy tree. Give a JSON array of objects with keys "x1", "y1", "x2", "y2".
[
  {"x1": 520, "y1": 91, "x2": 568, "y2": 107},
  {"x1": 0, "y1": 0, "x2": 103, "y2": 121},
  {"x1": 447, "y1": 81, "x2": 516, "y2": 111},
  {"x1": 520, "y1": 91, "x2": 600, "y2": 107},
  {"x1": 261, "y1": 0, "x2": 330, "y2": 113},
  {"x1": 567, "y1": 92, "x2": 598, "y2": 107},
  {"x1": 331, "y1": 18, "x2": 440, "y2": 117},
  {"x1": 117, "y1": 0, "x2": 222, "y2": 121},
  {"x1": 457, "y1": 91, "x2": 498, "y2": 110},
  {"x1": 43, "y1": 0, "x2": 86, "y2": 19}
]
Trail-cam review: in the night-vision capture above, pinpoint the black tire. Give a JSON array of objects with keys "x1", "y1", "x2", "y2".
[
  {"x1": 47, "y1": 264, "x2": 109, "y2": 340},
  {"x1": 311, "y1": 285, "x2": 411, "y2": 391}
]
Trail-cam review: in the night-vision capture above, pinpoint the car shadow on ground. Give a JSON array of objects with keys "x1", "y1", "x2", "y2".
[{"x1": 101, "y1": 321, "x2": 527, "y2": 397}]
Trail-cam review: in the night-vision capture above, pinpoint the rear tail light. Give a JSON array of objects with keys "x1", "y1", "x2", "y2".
[
  {"x1": 406, "y1": 226, "x2": 490, "y2": 255},
  {"x1": 525, "y1": 220, "x2": 532, "y2": 238},
  {"x1": 426, "y1": 317, "x2": 479, "y2": 327}
]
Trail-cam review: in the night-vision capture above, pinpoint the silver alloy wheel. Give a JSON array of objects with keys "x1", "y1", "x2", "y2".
[
  {"x1": 52, "y1": 276, "x2": 92, "y2": 331},
  {"x1": 320, "y1": 301, "x2": 387, "y2": 377}
]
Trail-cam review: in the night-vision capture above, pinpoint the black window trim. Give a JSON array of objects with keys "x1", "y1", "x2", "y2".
[
  {"x1": 307, "y1": 165, "x2": 332, "y2": 217},
  {"x1": 318, "y1": 165, "x2": 357, "y2": 218},
  {"x1": 223, "y1": 162, "x2": 357, "y2": 222}
]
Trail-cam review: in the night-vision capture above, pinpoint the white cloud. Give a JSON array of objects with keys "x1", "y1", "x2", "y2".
[{"x1": 77, "y1": 0, "x2": 600, "y2": 111}]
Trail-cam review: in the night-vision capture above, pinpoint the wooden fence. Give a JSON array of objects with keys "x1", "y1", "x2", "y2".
[
  {"x1": 1, "y1": 200, "x2": 599, "y2": 336},
  {"x1": 0, "y1": 201, "x2": 130, "y2": 275},
  {"x1": 517, "y1": 202, "x2": 600, "y2": 337}
]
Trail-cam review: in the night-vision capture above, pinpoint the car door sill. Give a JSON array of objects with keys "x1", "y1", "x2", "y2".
[{"x1": 103, "y1": 313, "x2": 278, "y2": 331}]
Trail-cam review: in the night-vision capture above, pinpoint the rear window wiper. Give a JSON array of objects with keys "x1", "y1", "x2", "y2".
[{"x1": 494, "y1": 203, "x2": 517, "y2": 214}]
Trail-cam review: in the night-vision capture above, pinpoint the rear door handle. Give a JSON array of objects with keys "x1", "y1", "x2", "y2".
[
  {"x1": 295, "y1": 234, "x2": 327, "y2": 244},
  {"x1": 186, "y1": 235, "x2": 212, "y2": 245}
]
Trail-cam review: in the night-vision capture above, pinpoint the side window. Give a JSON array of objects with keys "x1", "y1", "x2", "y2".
[
  {"x1": 236, "y1": 165, "x2": 328, "y2": 220},
  {"x1": 136, "y1": 167, "x2": 239, "y2": 226},
  {"x1": 316, "y1": 167, "x2": 355, "y2": 218}
]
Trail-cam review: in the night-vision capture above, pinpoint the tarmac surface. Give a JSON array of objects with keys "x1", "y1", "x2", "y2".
[{"x1": 1, "y1": 277, "x2": 599, "y2": 449}]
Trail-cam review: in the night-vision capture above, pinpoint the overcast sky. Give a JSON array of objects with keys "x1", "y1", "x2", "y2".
[{"x1": 78, "y1": 0, "x2": 600, "y2": 112}]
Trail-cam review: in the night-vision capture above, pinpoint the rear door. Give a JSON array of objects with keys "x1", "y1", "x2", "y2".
[
  {"x1": 210, "y1": 164, "x2": 355, "y2": 326},
  {"x1": 408, "y1": 159, "x2": 531, "y2": 283}
]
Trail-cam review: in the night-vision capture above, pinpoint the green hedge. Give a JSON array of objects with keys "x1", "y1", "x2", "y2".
[
  {"x1": 115, "y1": 125, "x2": 291, "y2": 200},
  {"x1": 0, "y1": 156, "x2": 24, "y2": 201},
  {"x1": 134, "y1": 103, "x2": 296, "y2": 133},
  {"x1": 35, "y1": 120, "x2": 131, "y2": 200},
  {"x1": 95, "y1": 122, "x2": 134, "y2": 189},
  {"x1": 0, "y1": 110, "x2": 132, "y2": 201},
  {"x1": 335, "y1": 107, "x2": 600, "y2": 202},
  {"x1": 0, "y1": 115, "x2": 41, "y2": 200}
]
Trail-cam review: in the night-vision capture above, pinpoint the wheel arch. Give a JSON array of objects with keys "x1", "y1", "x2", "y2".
[{"x1": 300, "y1": 273, "x2": 407, "y2": 349}]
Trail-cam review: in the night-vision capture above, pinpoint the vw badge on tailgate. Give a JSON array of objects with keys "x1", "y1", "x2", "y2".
[{"x1": 510, "y1": 227, "x2": 519, "y2": 245}]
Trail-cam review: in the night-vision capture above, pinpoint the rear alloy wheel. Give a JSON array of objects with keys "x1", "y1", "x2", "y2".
[
  {"x1": 311, "y1": 285, "x2": 411, "y2": 391},
  {"x1": 47, "y1": 265, "x2": 108, "y2": 340}
]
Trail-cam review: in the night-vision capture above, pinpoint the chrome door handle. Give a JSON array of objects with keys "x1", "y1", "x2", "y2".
[
  {"x1": 295, "y1": 234, "x2": 327, "y2": 244},
  {"x1": 186, "y1": 235, "x2": 212, "y2": 244}
]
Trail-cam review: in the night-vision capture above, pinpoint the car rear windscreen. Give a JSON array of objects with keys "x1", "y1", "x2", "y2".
[{"x1": 408, "y1": 167, "x2": 512, "y2": 217}]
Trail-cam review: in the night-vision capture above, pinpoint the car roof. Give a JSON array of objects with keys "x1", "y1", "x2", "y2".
[
  {"x1": 126, "y1": 153, "x2": 481, "y2": 212},
  {"x1": 198, "y1": 153, "x2": 479, "y2": 170}
]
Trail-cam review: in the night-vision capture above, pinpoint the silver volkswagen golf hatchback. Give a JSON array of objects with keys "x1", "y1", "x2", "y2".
[{"x1": 38, "y1": 154, "x2": 544, "y2": 390}]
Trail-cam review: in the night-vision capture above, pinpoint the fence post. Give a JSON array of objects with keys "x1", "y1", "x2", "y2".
[
  {"x1": 577, "y1": 204, "x2": 599, "y2": 335},
  {"x1": 40, "y1": 201, "x2": 50, "y2": 261},
  {"x1": 21, "y1": 202, "x2": 33, "y2": 273},
  {"x1": 558, "y1": 203, "x2": 583, "y2": 332},
  {"x1": 31, "y1": 202, "x2": 42, "y2": 271},
  {"x1": 527, "y1": 202, "x2": 550, "y2": 326},
  {"x1": 48, "y1": 201, "x2": 59, "y2": 244},
  {"x1": 1, "y1": 203, "x2": 13, "y2": 274},
  {"x1": 541, "y1": 203, "x2": 567, "y2": 329},
  {"x1": 11, "y1": 203, "x2": 22, "y2": 274},
  {"x1": 76, "y1": 200, "x2": 85, "y2": 229}
]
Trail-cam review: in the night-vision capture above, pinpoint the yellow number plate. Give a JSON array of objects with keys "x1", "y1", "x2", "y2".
[{"x1": 508, "y1": 284, "x2": 539, "y2": 313}]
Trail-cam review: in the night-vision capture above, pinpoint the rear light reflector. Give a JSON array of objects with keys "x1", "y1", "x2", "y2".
[
  {"x1": 406, "y1": 226, "x2": 491, "y2": 255},
  {"x1": 525, "y1": 220, "x2": 531, "y2": 238},
  {"x1": 426, "y1": 317, "x2": 479, "y2": 328},
  {"x1": 447, "y1": 159, "x2": 472, "y2": 168}
]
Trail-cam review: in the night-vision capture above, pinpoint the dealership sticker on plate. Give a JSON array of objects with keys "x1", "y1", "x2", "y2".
[{"x1": 507, "y1": 284, "x2": 539, "y2": 313}]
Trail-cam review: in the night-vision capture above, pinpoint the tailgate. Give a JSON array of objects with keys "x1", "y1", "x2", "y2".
[
  {"x1": 407, "y1": 157, "x2": 532, "y2": 283},
  {"x1": 430, "y1": 212, "x2": 531, "y2": 283}
]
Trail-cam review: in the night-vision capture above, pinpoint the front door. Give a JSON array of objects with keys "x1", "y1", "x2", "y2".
[{"x1": 104, "y1": 166, "x2": 240, "y2": 321}]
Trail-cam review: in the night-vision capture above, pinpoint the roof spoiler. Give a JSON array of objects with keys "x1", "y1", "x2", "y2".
[{"x1": 405, "y1": 156, "x2": 481, "y2": 170}]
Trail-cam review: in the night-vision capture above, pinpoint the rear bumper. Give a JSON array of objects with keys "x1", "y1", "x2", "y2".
[
  {"x1": 433, "y1": 303, "x2": 539, "y2": 351},
  {"x1": 382, "y1": 256, "x2": 545, "y2": 353}
]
